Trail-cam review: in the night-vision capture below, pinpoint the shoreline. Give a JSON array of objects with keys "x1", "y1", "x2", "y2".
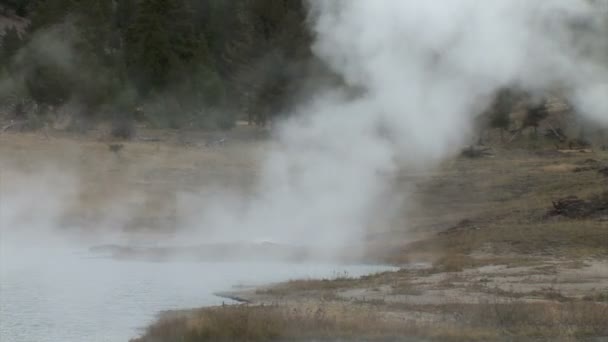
[
  {"x1": 133, "y1": 258, "x2": 608, "y2": 341},
  {"x1": 214, "y1": 290, "x2": 254, "y2": 304}
]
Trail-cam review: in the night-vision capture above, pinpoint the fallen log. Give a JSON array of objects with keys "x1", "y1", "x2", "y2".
[
  {"x1": 547, "y1": 193, "x2": 608, "y2": 219},
  {"x1": 461, "y1": 145, "x2": 494, "y2": 158}
]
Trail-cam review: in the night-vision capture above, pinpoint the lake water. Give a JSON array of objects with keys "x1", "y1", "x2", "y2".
[{"x1": 0, "y1": 248, "x2": 390, "y2": 342}]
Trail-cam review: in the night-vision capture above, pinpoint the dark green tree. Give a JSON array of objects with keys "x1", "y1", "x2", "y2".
[
  {"x1": 222, "y1": 0, "x2": 310, "y2": 126},
  {"x1": 72, "y1": 0, "x2": 115, "y2": 58},
  {"x1": 3, "y1": 0, "x2": 32, "y2": 16},
  {"x1": 125, "y1": 0, "x2": 174, "y2": 91},
  {"x1": 523, "y1": 101, "x2": 549, "y2": 134},
  {"x1": 24, "y1": 62, "x2": 72, "y2": 108},
  {"x1": 1, "y1": 26, "x2": 23, "y2": 67},
  {"x1": 489, "y1": 88, "x2": 517, "y2": 141},
  {"x1": 223, "y1": 0, "x2": 259, "y2": 124},
  {"x1": 6, "y1": 0, "x2": 313, "y2": 131},
  {"x1": 115, "y1": 0, "x2": 138, "y2": 33},
  {"x1": 126, "y1": 0, "x2": 210, "y2": 93},
  {"x1": 29, "y1": 0, "x2": 72, "y2": 32}
]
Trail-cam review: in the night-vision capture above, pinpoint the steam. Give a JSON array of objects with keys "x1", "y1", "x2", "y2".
[
  {"x1": 1, "y1": 1, "x2": 607, "y2": 261},
  {"x1": 180, "y1": 0, "x2": 608, "y2": 255},
  {"x1": 0, "y1": 163, "x2": 79, "y2": 269}
]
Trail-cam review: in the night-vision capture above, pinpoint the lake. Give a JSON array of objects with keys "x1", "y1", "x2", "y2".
[{"x1": 0, "y1": 247, "x2": 390, "y2": 342}]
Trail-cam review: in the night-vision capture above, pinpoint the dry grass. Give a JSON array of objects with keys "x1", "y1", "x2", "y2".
[
  {"x1": 132, "y1": 300, "x2": 608, "y2": 341},
  {"x1": 387, "y1": 147, "x2": 608, "y2": 268},
  {"x1": 0, "y1": 130, "x2": 267, "y2": 232},
  {"x1": 131, "y1": 304, "x2": 410, "y2": 342},
  {"x1": 472, "y1": 301, "x2": 608, "y2": 338},
  {"x1": 391, "y1": 280, "x2": 424, "y2": 296},
  {"x1": 257, "y1": 278, "x2": 356, "y2": 296}
]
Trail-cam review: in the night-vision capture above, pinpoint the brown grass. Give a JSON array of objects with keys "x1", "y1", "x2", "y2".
[
  {"x1": 0, "y1": 130, "x2": 266, "y2": 232},
  {"x1": 388, "y1": 147, "x2": 608, "y2": 268},
  {"x1": 256, "y1": 273, "x2": 362, "y2": 296},
  {"x1": 131, "y1": 305, "x2": 412, "y2": 342},
  {"x1": 132, "y1": 300, "x2": 608, "y2": 341}
]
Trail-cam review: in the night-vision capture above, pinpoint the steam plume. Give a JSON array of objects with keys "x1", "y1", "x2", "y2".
[{"x1": 185, "y1": 0, "x2": 608, "y2": 255}]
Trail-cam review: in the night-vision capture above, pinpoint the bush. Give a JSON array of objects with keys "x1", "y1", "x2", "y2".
[
  {"x1": 142, "y1": 92, "x2": 234, "y2": 131},
  {"x1": 24, "y1": 62, "x2": 73, "y2": 107}
]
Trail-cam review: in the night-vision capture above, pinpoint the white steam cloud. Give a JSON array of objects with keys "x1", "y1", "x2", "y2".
[{"x1": 180, "y1": 0, "x2": 608, "y2": 256}]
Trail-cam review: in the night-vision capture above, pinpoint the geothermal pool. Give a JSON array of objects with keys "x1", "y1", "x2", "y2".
[{"x1": 0, "y1": 248, "x2": 389, "y2": 342}]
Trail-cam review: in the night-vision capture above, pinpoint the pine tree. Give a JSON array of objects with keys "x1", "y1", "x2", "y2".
[
  {"x1": 3, "y1": 0, "x2": 31, "y2": 16},
  {"x1": 489, "y1": 88, "x2": 516, "y2": 141},
  {"x1": 222, "y1": 0, "x2": 263, "y2": 124},
  {"x1": 126, "y1": 0, "x2": 210, "y2": 93},
  {"x1": 1, "y1": 26, "x2": 23, "y2": 66},
  {"x1": 72, "y1": 0, "x2": 115, "y2": 59},
  {"x1": 125, "y1": 0, "x2": 175, "y2": 92},
  {"x1": 25, "y1": 62, "x2": 72, "y2": 108},
  {"x1": 115, "y1": 0, "x2": 137, "y2": 33},
  {"x1": 29, "y1": 0, "x2": 73, "y2": 32},
  {"x1": 222, "y1": 0, "x2": 310, "y2": 125}
]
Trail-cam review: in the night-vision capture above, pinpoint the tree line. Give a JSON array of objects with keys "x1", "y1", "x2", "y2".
[
  {"x1": 0, "y1": 0, "x2": 311, "y2": 133},
  {"x1": 1, "y1": 1, "x2": 606, "y2": 141}
]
